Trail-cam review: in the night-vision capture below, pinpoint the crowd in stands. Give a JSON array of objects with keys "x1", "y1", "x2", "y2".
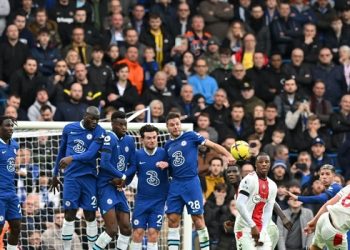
[{"x1": 1, "y1": 0, "x2": 350, "y2": 249}]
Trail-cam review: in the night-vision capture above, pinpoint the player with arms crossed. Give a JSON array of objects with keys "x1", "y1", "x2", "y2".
[
  {"x1": 128, "y1": 124, "x2": 169, "y2": 250},
  {"x1": 164, "y1": 112, "x2": 235, "y2": 250},
  {"x1": 234, "y1": 153, "x2": 277, "y2": 249},
  {"x1": 304, "y1": 184, "x2": 350, "y2": 250},
  {"x1": 93, "y1": 111, "x2": 135, "y2": 250},
  {"x1": 51, "y1": 107, "x2": 105, "y2": 250},
  {"x1": 0, "y1": 116, "x2": 20, "y2": 250}
]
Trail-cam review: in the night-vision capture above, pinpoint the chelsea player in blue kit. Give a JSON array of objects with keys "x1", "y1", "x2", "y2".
[
  {"x1": 164, "y1": 113, "x2": 235, "y2": 250},
  {"x1": 93, "y1": 111, "x2": 135, "y2": 250},
  {"x1": 128, "y1": 125, "x2": 169, "y2": 250},
  {"x1": 0, "y1": 116, "x2": 21, "y2": 250},
  {"x1": 51, "y1": 107, "x2": 105, "y2": 250}
]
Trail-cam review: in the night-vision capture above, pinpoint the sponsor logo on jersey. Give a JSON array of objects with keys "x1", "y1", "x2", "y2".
[
  {"x1": 86, "y1": 134, "x2": 93, "y2": 140},
  {"x1": 117, "y1": 155, "x2": 126, "y2": 171},
  {"x1": 7, "y1": 157, "x2": 15, "y2": 172},
  {"x1": 107, "y1": 199, "x2": 113, "y2": 205},
  {"x1": 133, "y1": 219, "x2": 139, "y2": 226},
  {"x1": 181, "y1": 141, "x2": 187, "y2": 146},
  {"x1": 73, "y1": 139, "x2": 86, "y2": 153},
  {"x1": 65, "y1": 201, "x2": 71, "y2": 207},
  {"x1": 252, "y1": 194, "x2": 267, "y2": 204}
]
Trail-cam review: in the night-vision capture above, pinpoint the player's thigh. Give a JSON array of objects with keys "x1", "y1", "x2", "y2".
[
  {"x1": 165, "y1": 182, "x2": 186, "y2": 215},
  {"x1": 5, "y1": 196, "x2": 21, "y2": 222},
  {"x1": 324, "y1": 233, "x2": 347, "y2": 250},
  {"x1": 79, "y1": 175, "x2": 97, "y2": 211},
  {"x1": 63, "y1": 177, "x2": 81, "y2": 210},
  {"x1": 267, "y1": 221, "x2": 279, "y2": 249},
  {"x1": 235, "y1": 231, "x2": 257, "y2": 250},
  {"x1": 148, "y1": 210, "x2": 164, "y2": 231},
  {"x1": 132, "y1": 203, "x2": 148, "y2": 230},
  {"x1": 183, "y1": 178, "x2": 204, "y2": 215},
  {"x1": 97, "y1": 186, "x2": 126, "y2": 215},
  {"x1": 116, "y1": 210, "x2": 131, "y2": 234}
]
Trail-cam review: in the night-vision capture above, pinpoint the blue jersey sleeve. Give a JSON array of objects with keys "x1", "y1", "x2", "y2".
[
  {"x1": 297, "y1": 183, "x2": 342, "y2": 204},
  {"x1": 125, "y1": 138, "x2": 136, "y2": 185},
  {"x1": 192, "y1": 131, "x2": 206, "y2": 146},
  {"x1": 53, "y1": 126, "x2": 68, "y2": 177},
  {"x1": 72, "y1": 127, "x2": 105, "y2": 161},
  {"x1": 100, "y1": 135, "x2": 124, "y2": 178}
]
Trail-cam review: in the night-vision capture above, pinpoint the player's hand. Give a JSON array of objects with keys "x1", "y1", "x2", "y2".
[
  {"x1": 109, "y1": 178, "x2": 125, "y2": 191},
  {"x1": 49, "y1": 176, "x2": 63, "y2": 194},
  {"x1": 59, "y1": 156, "x2": 73, "y2": 169},
  {"x1": 224, "y1": 154, "x2": 236, "y2": 166},
  {"x1": 282, "y1": 217, "x2": 293, "y2": 231},
  {"x1": 251, "y1": 226, "x2": 260, "y2": 245},
  {"x1": 156, "y1": 161, "x2": 169, "y2": 169},
  {"x1": 284, "y1": 190, "x2": 298, "y2": 201},
  {"x1": 304, "y1": 219, "x2": 316, "y2": 235},
  {"x1": 223, "y1": 220, "x2": 233, "y2": 233}
]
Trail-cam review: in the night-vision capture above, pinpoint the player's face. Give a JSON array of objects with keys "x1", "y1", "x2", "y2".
[
  {"x1": 226, "y1": 166, "x2": 241, "y2": 184},
  {"x1": 0, "y1": 119, "x2": 14, "y2": 140},
  {"x1": 255, "y1": 155, "x2": 270, "y2": 177},
  {"x1": 84, "y1": 113, "x2": 99, "y2": 130},
  {"x1": 113, "y1": 118, "x2": 127, "y2": 137},
  {"x1": 166, "y1": 117, "x2": 182, "y2": 138},
  {"x1": 319, "y1": 169, "x2": 334, "y2": 187},
  {"x1": 142, "y1": 131, "x2": 158, "y2": 151}
]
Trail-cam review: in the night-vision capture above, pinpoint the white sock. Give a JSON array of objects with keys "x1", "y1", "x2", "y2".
[
  {"x1": 130, "y1": 241, "x2": 142, "y2": 250},
  {"x1": 197, "y1": 227, "x2": 210, "y2": 250},
  {"x1": 62, "y1": 219, "x2": 75, "y2": 250},
  {"x1": 7, "y1": 244, "x2": 17, "y2": 250},
  {"x1": 86, "y1": 220, "x2": 98, "y2": 249},
  {"x1": 168, "y1": 227, "x2": 180, "y2": 250},
  {"x1": 147, "y1": 242, "x2": 158, "y2": 250},
  {"x1": 93, "y1": 231, "x2": 113, "y2": 250},
  {"x1": 116, "y1": 233, "x2": 130, "y2": 250}
]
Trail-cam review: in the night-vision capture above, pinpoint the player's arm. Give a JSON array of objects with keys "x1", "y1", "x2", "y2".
[
  {"x1": 204, "y1": 139, "x2": 235, "y2": 164},
  {"x1": 290, "y1": 186, "x2": 336, "y2": 204},
  {"x1": 100, "y1": 147, "x2": 125, "y2": 180},
  {"x1": 125, "y1": 140, "x2": 137, "y2": 185},
  {"x1": 262, "y1": 200, "x2": 274, "y2": 232},
  {"x1": 274, "y1": 203, "x2": 293, "y2": 231},
  {"x1": 53, "y1": 128, "x2": 68, "y2": 177}
]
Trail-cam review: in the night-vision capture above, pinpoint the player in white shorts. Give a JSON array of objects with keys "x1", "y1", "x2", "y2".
[
  {"x1": 235, "y1": 153, "x2": 277, "y2": 249},
  {"x1": 304, "y1": 184, "x2": 350, "y2": 250}
]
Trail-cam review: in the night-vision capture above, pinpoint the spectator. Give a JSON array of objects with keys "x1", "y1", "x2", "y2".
[
  {"x1": 265, "y1": 52, "x2": 285, "y2": 96},
  {"x1": 203, "y1": 88, "x2": 230, "y2": 129},
  {"x1": 42, "y1": 209, "x2": 83, "y2": 250},
  {"x1": 149, "y1": 0, "x2": 176, "y2": 32},
  {"x1": 162, "y1": 62, "x2": 183, "y2": 97},
  {"x1": 171, "y1": 2, "x2": 191, "y2": 37},
  {"x1": 216, "y1": 199, "x2": 238, "y2": 250},
  {"x1": 197, "y1": 130, "x2": 221, "y2": 177},
  {"x1": 290, "y1": 151, "x2": 313, "y2": 188},
  {"x1": 301, "y1": 115, "x2": 331, "y2": 151},
  {"x1": 246, "y1": 134, "x2": 263, "y2": 164},
  {"x1": 310, "y1": 0, "x2": 337, "y2": 35},
  {"x1": 270, "y1": 2, "x2": 302, "y2": 58},
  {"x1": 222, "y1": 63, "x2": 248, "y2": 104},
  {"x1": 309, "y1": 80, "x2": 333, "y2": 128},
  {"x1": 177, "y1": 51, "x2": 195, "y2": 84},
  {"x1": 273, "y1": 144, "x2": 290, "y2": 166},
  {"x1": 239, "y1": 81, "x2": 265, "y2": 117},
  {"x1": 4, "y1": 105, "x2": 18, "y2": 119},
  {"x1": 0, "y1": 0, "x2": 9, "y2": 35},
  {"x1": 30, "y1": 27, "x2": 61, "y2": 76},
  {"x1": 53, "y1": 82, "x2": 88, "y2": 121},
  {"x1": 234, "y1": 0, "x2": 252, "y2": 22},
  {"x1": 65, "y1": 49, "x2": 80, "y2": 75},
  {"x1": 26, "y1": 230, "x2": 43, "y2": 250},
  {"x1": 263, "y1": 129, "x2": 286, "y2": 158},
  {"x1": 119, "y1": 28, "x2": 146, "y2": 63},
  {"x1": 324, "y1": 16, "x2": 350, "y2": 59},
  {"x1": 277, "y1": 182, "x2": 314, "y2": 250},
  {"x1": 294, "y1": 23, "x2": 321, "y2": 64},
  {"x1": 13, "y1": 11, "x2": 35, "y2": 48},
  {"x1": 225, "y1": 164, "x2": 241, "y2": 201},
  {"x1": 196, "y1": 112, "x2": 219, "y2": 143},
  {"x1": 176, "y1": 84, "x2": 200, "y2": 123},
  {"x1": 148, "y1": 99, "x2": 165, "y2": 123},
  {"x1": 265, "y1": 0, "x2": 279, "y2": 24},
  {"x1": 130, "y1": 4, "x2": 147, "y2": 34},
  {"x1": 106, "y1": 63, "x2": 139, "y2": 113},
  {"x1": 253, "y1": 117, "x2": 270, "y2": 147},
  {"x1": 282, "y1": 48, "x2": 313, "y2": 97},
  {"x1": 234, "y1": 33, "x2": 260, "y2": 70},
  {"x1": 28, "y1": 87, "x2": 56, "y2": 121},
  {"x1": 246, "y1": 3, "x2": 271, "y2": 55},
  {"x1": 0, "y1": 24, "x2": 29, "y2": 85},
  {"x1": 39, "y1": 104, "x2": 54, "y2": 121},
  {"x1": 103, "y1": 13, "x2": 126, "y2": 48},
  {"x1": 62, "y1": 26, "x2": 93, "y2": 65},
  {"x1": 9, "y1": 57, "x2": 47, "y2": 110},
  {"x1": 221, "y1": 20, "x2": 245, "y2": 54},
  {"x1": 117, "y1": 45, "x2": 144, "y2": 95},
  {"x1": 0, "y1": 94, "x2": 28, "y2": 120},
  {"x1": 185, "y1": 15, "x2": 212, "y2": 58},
  {"x1": 203, "y1": 37, "x2": 220, "y2": 73},
  {"x1": 142, "y1": 47, "x2": 159, "y2": 89},
  {"x1": 253, "y1": 104, "x2": 265, "y2": 119},
  {"x1": 290, "y1": 0, "x2": 315, "y2": 25},
  {"x1": 139, "y1": 13, "x2": 174, "y2": 67},
  {"x1": 141, "y1": 71, "x2": 178, "y2": 113},
  {"x1": 312, "y1": 47, "x2": 346, "y2": 106},
  {"x1": 310, "y1": 137, "x2": 333, "y2": 171},
  {"x1": 188, "y1": 58, "x2": 218, "y2": 104},
  {"x1": 339, "y1": 44, "x2": 350, "y2": 65},
  {"x1": 198, "y1": 0, "x2": 234, "y2": 41},
  {"x1": 269, "y1": 160, "x2": 291, "y2": 186},
  {"x1": 28, "y1": 8, "x2": 61, "y2": 48},
  {"x1": 211, "y1": 48, "x2": 234, "y2": 88},
  {"x1": 103, "y1": 44, "x2": 120, "y2": 68}
]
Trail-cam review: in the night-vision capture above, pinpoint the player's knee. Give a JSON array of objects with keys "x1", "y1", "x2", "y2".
[
  {"x1": 106, "y1": 226, "x2": 119, "y2": 238},
  {"x1": 9, "y1": 222, "x2": 21, "y2": 236},
  {"x1": 132, "y1": 229, "x2": 144, "y2": 242},
  {"x1": 64, "y1": 210, "x2": 77, "y2": 221},
  {"x1": 119, "y1": 223, "x2": 132, "y2": 236},
  {"x1": 147, "y1": 229, "x2": 158, "y2": 242},
  {"x1": 167, "y1": 214, "x2": 180, "y2": 228},
  {"x1": 192, "y1": 215, "x2": 205, "y2": 229},
  {"x1": 83, "y1": 211, "x2": 96, "y2": 222}
]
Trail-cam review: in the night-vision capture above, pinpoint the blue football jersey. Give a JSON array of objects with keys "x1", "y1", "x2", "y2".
[
  {"x1": 98, "y1": 131, "x2": 136, "y2": 188},
  {"x1": 164, "y1": 131, "x2": 205, "y2": 179},
  {"x1": 53, "y1": 121, "x2": 105, "y2": 178},
  {"x1": 0, "y1": 138, "x2": 19, "y2": 193},
  {"x1": 133, "y1": 147, "x2": 169, "y2": 200}
]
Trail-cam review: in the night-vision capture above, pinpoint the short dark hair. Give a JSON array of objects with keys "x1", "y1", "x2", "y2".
[
  {"x1": 198, "y1": 112, "x2": 210, "y2": 119},
  {"x1": 214, "y1": 182, "x2": 227, "y2": 192},
  {"x1": 149, "y1": 13, "x2": 161, "y2": 20},
  {"x1": 40, "y1": 104, "x2": 52, "y2": 113},
  {"x1": 209, "y1": 157, "x2": 223, "y2": 166},
  {"x1": 231, "y1": 102, "x2": 244, "y2": 110},
  {"x1": 265, "y1": 102, "x2": 278, "y2": 110},
  {"x1": 139, "y1": 124, "x2": 159, "y2": 138},
  {"x1": 166, "y1": 112, "x2": 181, "y2": 122},
  {"x1": 254, "y1": 117, "x2": 266, "y2": 125},
  {"x1": 114, "y1": 63, "x2": 128, "y2": 73},
  {"x1": 111, "y1": 110, "x2": 126, "y2": 120}
]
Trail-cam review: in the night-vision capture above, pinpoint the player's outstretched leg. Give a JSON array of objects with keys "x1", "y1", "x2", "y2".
[
  {"x1": 62, "y1": 210, "x2": 77, "y2": 250},
  {"x1": 192, "y1": 215, "x2": 210, "y2": 250},
  {"x1": 7, "y1": 219, "x2": 21, "y2": 250},
  {"x1": 93, "y1": 210, "x2": 118, "y2": 250},
  {"x1": 167, "y1": 213, "x2": 181, "y2": 250},
  {"x1": 116, "y1": 211, "x2": 131, "y2": 250},
  {"x1": 84, "y1": 210, "x2": 98, "y2": 250}
]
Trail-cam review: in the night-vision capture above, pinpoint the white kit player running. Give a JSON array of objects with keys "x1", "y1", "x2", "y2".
[
  {"x1": 235, "y1": 153, "x2": 277, "y2": 249},
  {"x1": 304, "y1": 184, "x2": 350, "y2": 250}
]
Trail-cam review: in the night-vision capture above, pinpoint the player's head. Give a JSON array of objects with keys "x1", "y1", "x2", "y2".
[
  {"x1": 111, "y1": 110, "x2": 127, "y2": 137},
  {"x1": 140, "y1": 124, "x2": 159, "y2": 151},
  {"x1": 0, "y1": 116, "x2": 17, "y2": 141},
  {"x1": 226, "y1": 165, "x2": 241, "y2": 185},
  {"x1": 255, "y1": 152, "x2": 271, "y2": 178},
  {"x1": 83, "y1": 106, "x2": 100, "y2": 130},
  {"x1": 166, "y1": 112, "x2": 182, "y2": 138},
  {"x1": 319, "y1": 164, "x2": 336, "y2": 187}
]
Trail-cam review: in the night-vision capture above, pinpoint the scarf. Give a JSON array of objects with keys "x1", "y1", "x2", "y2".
[{"x1": 150, "y1": 29, "x2": 163, "y2": 66}]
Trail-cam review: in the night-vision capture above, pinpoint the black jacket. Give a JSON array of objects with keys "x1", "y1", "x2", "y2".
[{"x1": 106, "y1": 81, "x2": 139, "y2": 113}]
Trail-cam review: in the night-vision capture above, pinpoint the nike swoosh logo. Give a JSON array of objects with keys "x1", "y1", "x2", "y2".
[
  {"x1": 139, "y1": 162, "x2": 146, "y2": 165},
  {"x1": 2, "y1": 151, "x2": 6, "y2": 154}
]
